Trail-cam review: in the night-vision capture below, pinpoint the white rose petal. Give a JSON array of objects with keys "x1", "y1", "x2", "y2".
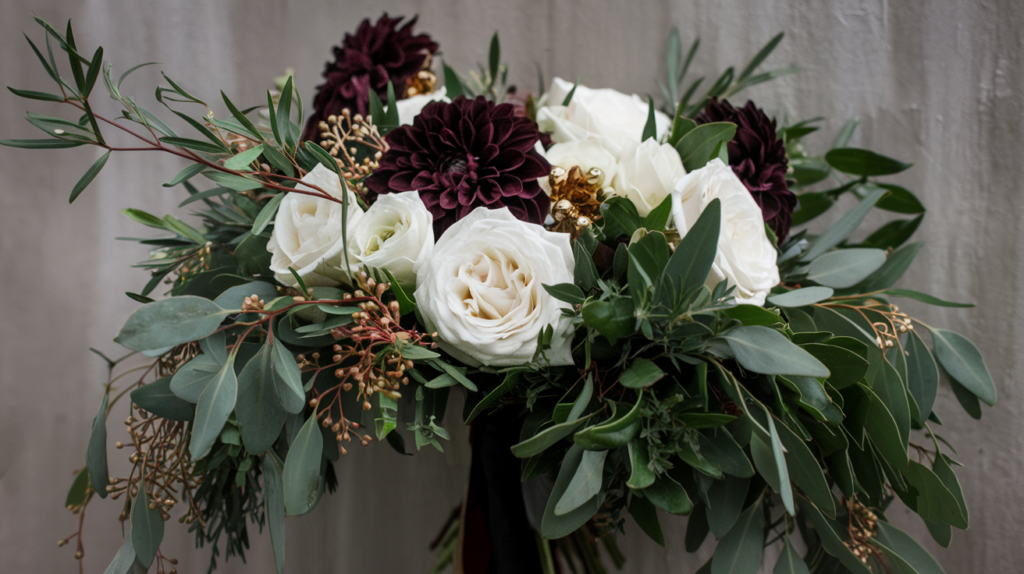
[
  {"x1": 612, "y1": 138, "x2": 686, "y2": 217},
  {"x1": 267, "y1": 163, "x2": 364, "y2": 287},
  {"x1": 395, "y1": 86, "x2": 448, "y2": 126},
  {"x1": 671, "y1": 159, "x2": 779, "y2": 306},
  {"x1": 346, "y1": 191, "x2": 433, "y2": 288},
  {"x1": 414, "y1": 207, "x2": 576, "y2": 367},
  {"x1": 537, "y1": 77, "x2": 670, "y2": 148}
]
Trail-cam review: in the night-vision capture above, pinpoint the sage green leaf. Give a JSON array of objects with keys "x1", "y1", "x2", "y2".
[
  {"x1": 103, "y1": 533, "x2": 137, "y2": 574},
  {"x1": 677, "y1": 413, "x2": 736, "y2": 428},
  {"x1": 775, "y1": 420, "x2": 836, "y2": 517},
  {"x1": 644, "y1": 475, "x2": 692, "y2": 515},
  {"x1": 861, "y1": 215, "x2": 923, "y2": 251},
  {"x1": 543, "y1": 283, "x2": 586, "y2": 305},
  {"x1": 283, "y1": 409, "x2": 324, "y2": 516},
  {"x1": 214, "y1": 281, "x2": 278, "y2": 310},
  {"x1": 791, "y1": 191, "x2": 833, "y2": 225},
  {"x1": 204, "y1": 170, "x2": 263, "y2": 191},
  {"x1": 678, "y1": 440, "x2": 723, "y2": 479},
  {"x1": 236, "y1": 344, "x2": 286, "y2": 454},
  {"x1": 159, "y1": 136, "x2": 226, "y2": 154},
  {"x1": 685, "y1": 501, "x2": 710, "y2": 551},
  {"x1": 86, "y1": 393, "x2": 109, "y2": 499},
  {"x1": 825, "y1": 148, "x2": 912, "y2": 176},
  {"x1": 675, "y1": 122, "x2": 737, "y2": 172},
  {"x1": 950, "y1": 377, "x2": 982, "y2": 419},
  {"x1": 130, "y1": 377, "x2": 194, "y2": 421},
  {"x1": 271, "y1": 339, "x2": 305, "y2": 413},
  {"x1": 805, "y1": 248, "x2": 887, "y2": 289},
  {"x1": 707, "y1": 475, "x2": 749, "y2": 537},
  {"x1": 702, "y1": 430, "x2": 754, "y2": 478},
  {"x1": 69, "y1": 150, "x2": 110, "y2": 203},
  {"x1": 641, "y1": 97, "x2": 657, "y2": 142},
  {"x1": 130, "y1": 488, "x2": 164, "y2": 568},
  {"x1": 711, "y1": 500, "x2": 764, "y2": 574},
  {"x1": 796, "y1": 498, "x2": 872, "y2": 574},
  {"x1": 511, "y1": 415, "x2": 593, "y2": 459},
  {"x1": 7, "y1": 86, "x2": 64, "y2": 101},
  {"x1": 627, "y1": 494, "x2": 664, "y2": 546},
  {"x1": 619, "y1": 359, "x2": 664, "y2": 388},
  {"x1": 574, "y1": 392, "x2": 643, "y2": 450},
  {"x1": 262, "y1": 454, "x2": 286, "y2": 574},
  {"x1": 189, "y1": 354, "x2": 238, "y2": 460},
  {"x1": 627, "y1": 439, "x2": 655, "y2": 489},
  {"x1": 114, "y1": 296, "x2": 227, "y2": 352},
  {"x1": 0, "y1": 138, "x2": 83, "y2": 149},
  {"x1": 768, "y1": 286, "x2": 833, "y2": 307},
  {"x1": 903, "y1": 461, "x2": 967, "y2": 528},
  {"x1": 860, "y1": 384, "x2": 909, "y2": 469},
  {"x1": 170, "y1": 354, "x2": 221, "y2": 403},
  {"x1": 773, "y1": 538, "x2": 811, "y2": 574},
  {"x1": 875, "y1": 522, "x2": 946, "y2": 574},
  {"x1": 65, "y1": 468, "x2": 90, "y2": 508},
  {"x1": 722, "y1": 305, "x2": 783, "y2": 326},
  {"x1": 163, "y1": 163, "x2": 206, "y2": 188},
  {"x1": 223, "y1": 143, "x2": 265, "y2": 170},
  {"x1": 252, "y1": 192, "x2": 285, "y2": 236},
  {"x1": 801, "y1": 186, "x2": 888, "y2": 261},
  {"x1": 581, "y1": 297, "x2": 636, "y2": 345},
  {"x1": 541, "y1": 444, "x2": 603, "y2": 538},
  {"x1": 767, "y1": 416, "x2": 795, "y2": 515},
  {"x1": 659, "y1": 198, "x2": 721, "y2": 309},
  {"x1": 931, "y1": 328, "x2": 997, "y2": 405},
  {"x1": 884, "y1": 289, "x2": 973, "y2": 308},
  {"x1": 933, "y1": 455, "x2": 968, "y2": 526},
  {"x1": 904, "y1": 330, "x2": 938, "y2": 423},
  {"x1": 854, "y1": 242, "x2": 921, "y2": 292},
  {"x1": 721, "y1": 326, "x2": 829, "y2": 377},
  {"x1": 801, "y1": 343, "x2": 868, "y2": 389},
  {"x1": 555, "y1": 449, "x2": 607, "y2": 515}
]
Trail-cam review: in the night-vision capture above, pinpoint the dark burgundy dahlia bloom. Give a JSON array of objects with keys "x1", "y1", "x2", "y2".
[
  {"x1": 302, "y1": 14, "x2": 438, "y2": 141},
  {"x1": 365, "y1": 96, "x2": 551, "y2": 236},
  {"x1": 696, "y1": 98, "x2": 796, "y2": 242}
]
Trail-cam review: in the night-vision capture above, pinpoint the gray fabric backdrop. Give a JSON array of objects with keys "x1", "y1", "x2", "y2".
[{"x1": 0, "y1": 0, "x2": 1020, "y2": 572}]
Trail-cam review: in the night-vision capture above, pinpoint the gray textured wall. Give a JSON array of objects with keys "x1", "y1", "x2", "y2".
[{"x1": 0, "y1": 0, "x2": 1020, "y2": 572}]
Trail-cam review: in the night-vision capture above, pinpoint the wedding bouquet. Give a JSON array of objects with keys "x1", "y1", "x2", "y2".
[{"x1": 2, "y1": 13, "x2": 997, "y2": 574}]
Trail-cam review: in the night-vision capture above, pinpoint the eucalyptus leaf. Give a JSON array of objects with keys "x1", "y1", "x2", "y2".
[
  {"x1": 189, "y1": 353, "x2": 238, "y2": 460},
  {"x1": 767, "y1": 286, "x2": 833, "y2": 308},
  {"x1": 721, "y1": 326, "x2": 829, "y2": 377},
  {"x1": 627, "y1": 494, "x2": 665, "y2": 546},
  {"x1": 114, "y1": 296, "x2": 228, "y2": 352},
  {"x1": 262, "y1": 454, "x2": 286, "y2": 574},
  {"x1": 931, "y1": 328, "x2": 997, "y2": 405},
  {"x1": 541, "y1": 444, "x2": 603, "y2": 538},
  {"x1": 805, "y1": 248, "x2": 887, "y2": 289},
  {"x1": 801, "y1": 186, "x2": 888, "y2": 261},
  {"x1": 555, "y1": 449, "x2": 606, "y2": 515},
  {"x1": 130, "y1": 488, "x2": 164, "y2": 568},
  {"x1": 707, "y1": 475, "x2": 749, "y2": 537},
  {"x1": 272, "y1": 338, "x2": 305, "y2": 413},
  {"x1": 86, "y1": 392, "x2": 109, "y2": 499},
  {"x1": 283, "y1": 410, "x2": 324, "y2": 516},
  {"x1": 130, "y1": 377, "x2": 194, "y2": 421},
  {"x1": 711, "y1": 499, "x2": 764, "y2": 574},
  {"x1": 236, "y1": 343, "x2": 287, "y2": 454}
]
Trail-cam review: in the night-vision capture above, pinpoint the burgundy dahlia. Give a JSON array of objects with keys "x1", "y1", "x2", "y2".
[
  {"x1": 365, "y1": 96, "x2": 551, "y2": 236},
  {"x1": 695, "y1": 98, "x2": 796, "y2": 242},
  {"x1": 302, "y1": 14, "x2": 438, "y2": 141}
]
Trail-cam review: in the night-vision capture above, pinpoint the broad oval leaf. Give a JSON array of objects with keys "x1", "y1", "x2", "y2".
[
  {"x1": 643, "y1": 475, "x2": 692, "y2": 515},
  {"x1": 170, "y1": 354, "x2": 222, "y2": 403},
  {"x1": 541, "y1": 444, "x2": 604, "y2": 538},
  {"x1": 773, "y1": 537, "x2": 811, "y2": 574},
  {"x1": 801, "y1": 186, "x2": 888, "y2": 262},
  {"x1": 711, "y1": 499, "x2": 764, "y2": 574},
  {"x1": 931, "y1": 328, "x2": 996, "y2": 406},
  {"x1": 236, "y1": 344, "x2": 287, "y2": 454},
  {"x1": 627, "y1": 494, "x2": 664, "y2": 546},
  {"x1": 805, "y1": 248, "x2": 887, "y2": 289},
  {"x1": 825, "y1": 147, "x2": 912, "y2": 176},
  {"x1": 189, "y1": 356, "x2": 238, "y2": 460},
  {"x1": 707, "y1": 475, "x2": 749, "y2": 537},
  {"x1": 768, "y1": 286, "x2": 833, "y2": 308},
  {"x1": 555, "y1": 449, "x2": 607, "y2": 516},
  {"x1": 114, "y1": 296, "x2": 227, "y2": 351},
  {"x1": 721, "y1": 326, "x2": 829, "y2": 377},
  {"x1": 283, "y1": 410, "x2": 324, "y2": 516},
  {"x1": 85, "y1": 393, "x2": 109, "y2": 499},
  {"x1": 130, "y1": 487, "x2": 164, "y2": 569},
  {"x1": 619, "y1": 359, "x2": 664, "y2": 388},
  {"x1": 627, "y1": 439, "x2": 655, "y2": 489},
  {"x1": 130, "y1": 377, "x2": 194, "y2": 421},
  {"x1": 271, "y1": 339, "x2": 305, "y2": 414},
  {"x1": 675, "y1": 122, "x2": 737, "y2": 172}
]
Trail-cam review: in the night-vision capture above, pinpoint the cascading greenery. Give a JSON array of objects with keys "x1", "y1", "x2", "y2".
[{"x1": 2, "y1": 16, "x2": 995, "y2": 574}]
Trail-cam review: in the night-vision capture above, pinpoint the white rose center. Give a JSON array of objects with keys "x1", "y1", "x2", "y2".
[{"x1": 455, "y1": 248, "x2": 535, "y2": 322}]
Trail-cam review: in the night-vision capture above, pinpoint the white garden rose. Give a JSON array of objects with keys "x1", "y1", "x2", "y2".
[
  {"x1": 414, "y1": 207, "x2": 575, "y2": 367},
  {"x1": 671, "y1": 159, "x2": 779, "y2": 306},
  {"x1": 536, "y1": 77, "x2": 670, "y2": 150},
  {"x1": 346, "y1": 191, "x2": 433, "y2": 288},
  {"x1": 395, "y1": 86, "x2": 448, "y2": 125},
  {"x1": 611, "y1": 138, "x2": 686, "y2": 217},
  {"x1": 543, "y1": 137, "x2": 620, "y2": 190},
  {"x1": 267, "y1": 164, "x2": 364, "y2": 287}
]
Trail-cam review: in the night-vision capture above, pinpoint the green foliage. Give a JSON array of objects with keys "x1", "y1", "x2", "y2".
[{"x1": 283, "y1": 410, "x2": 323, "y2": 516}]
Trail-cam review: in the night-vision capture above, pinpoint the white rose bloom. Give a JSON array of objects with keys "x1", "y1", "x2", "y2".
[
  {"x1": 346, "y1": 191, "x2": 433, "y2": 288},
  {"x1": 671, "y1": 159, "x2": 779, "y2": 306},
  {"x1": 536, "y1": 77, "x2": 670, "y2": 149},
  {"x1": 612, "y1": 138, "x2": 686, "y2": 217},
  {"x1": 414, "y1": 207, "x2": 576, "y2": 367},
  {"x1": 395, "y1": 86, "x2": 448, "y2": 126},
  {"x1": 543, "y1": 137, "x2": 620, "y2": 193},
  {"x1": 267, "y1": 164, "x2": 364, "y2": 287}
]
